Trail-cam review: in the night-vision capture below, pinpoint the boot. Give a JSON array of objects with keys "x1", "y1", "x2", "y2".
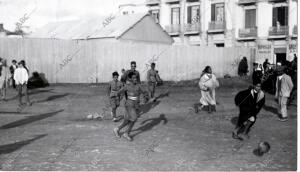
[
  {"x1": 123, "y1": 133, "x2": 133, "y2": 141},
  {"x1": 113, "y1": 128, "x2": 120, "y2": 138},
  {"x1": 242, "y1": 121, "x2": 252, "y2": 139},
  {"x1": 208, "y1": 105, "x2": 212, "y2": 113},
  {"x1": 193, "y1": 103, "x2": 199, "y2": 113}
]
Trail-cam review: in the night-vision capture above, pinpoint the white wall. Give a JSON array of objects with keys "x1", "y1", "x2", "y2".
[{"x1": 0, "y1": 38, "x2": 255, "y2": 83}]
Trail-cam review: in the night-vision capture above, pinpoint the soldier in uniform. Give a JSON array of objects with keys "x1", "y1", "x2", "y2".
[
  {"x1": 147, "y1": 63, "x2": 158, "y2": 99},
  {"x1": 113, "y1": 71, "x2": 149, "y2": 141},
  {"x1": 107, "y1": 71, "x2": 124, "y2": 122},
  {"x1": 124, "y1": 61, "x2": 141, "y2": 84}
]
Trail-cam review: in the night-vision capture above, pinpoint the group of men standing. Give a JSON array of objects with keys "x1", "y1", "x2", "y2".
[{"x1": 0, "y1": 58, "x2": 31, "y2": 106}]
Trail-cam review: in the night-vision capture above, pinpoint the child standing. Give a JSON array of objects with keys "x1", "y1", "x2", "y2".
[
  {"x1": 14, "y1": 61, "x2": 31, "y2": 106},
  {"x1": 147, "y1": 63, "x2": 158, "y2": 99},
  {"x1": 113, "y1": 71, "x2": 149, "y2": 141},
  {"x1": 107, "y1": 71, "x2": 124, "y2": 122}
]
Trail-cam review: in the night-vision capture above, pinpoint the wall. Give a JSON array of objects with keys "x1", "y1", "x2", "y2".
[{"x1": 0, "y1": 38, "x2": 255, "y2": 83}]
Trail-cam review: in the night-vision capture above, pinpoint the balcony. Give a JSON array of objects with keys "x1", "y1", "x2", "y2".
[
  {"x1": 293, "y1": 25, "x2": 297, "y2": 36},
  {"x1": 184, "y1": 23, "x2": 201, "y2": 34},
  {"x1": 165, "y1": 24, "x2": 181, "y2": 35},
  {"x1": 208, "y1": 21, "x2": 226, "y2": 33},
  {"x1": 238, "y1": 0, "x2": 257, "y2": 5},
  {"x1": 165, "y1": 0, "x2": 180, "y2": 3},
  {"x1": 268, "y1": 26, "x2": 289, "y2": 38},
  {"x1": 268, "y1": 0, "x2": 287, "y2": 2},
  {"x1": 238, "y1": 27, "x2": 257, "y2": 39},
  {"x1": 145, "y1": 0, "x2": 160, "y2": 6}
]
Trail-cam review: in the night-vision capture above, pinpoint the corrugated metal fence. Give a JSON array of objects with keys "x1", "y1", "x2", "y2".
[{"x1": 0, "y1": 38, "x2": 255, "y2": 83}]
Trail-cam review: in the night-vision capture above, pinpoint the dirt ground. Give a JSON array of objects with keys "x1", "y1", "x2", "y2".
[{"x1": 0, "y1": 77, "x2": 297, "y2": 171}]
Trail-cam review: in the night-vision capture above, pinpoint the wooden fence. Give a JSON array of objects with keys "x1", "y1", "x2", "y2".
[{"x1": 0, "y1": 38, "x2": 255, "y2": 83}]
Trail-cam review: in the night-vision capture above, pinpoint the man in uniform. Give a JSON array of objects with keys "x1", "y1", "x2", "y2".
[
  {"x1": 113, "y1": 71, "x2": 149, "y2": 141},
  {"x1": 107, "y1": 71, "x2": 124, "y2": 122},
  {"x1": 147, "y1": 63, "x2": 158, "y2": 99},
  {"x1": 124, "y1": 61, "x2": 140, "y2": 84}
]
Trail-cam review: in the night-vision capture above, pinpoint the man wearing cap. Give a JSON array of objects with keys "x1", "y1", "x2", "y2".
[{"x1": 275, "y1": 66, "x2": 294, "y2": 121}]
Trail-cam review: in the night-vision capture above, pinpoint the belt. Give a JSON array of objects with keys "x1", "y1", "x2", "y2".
[{"x1": 128, "y1": 96, "x2": 138, "y2": 101}]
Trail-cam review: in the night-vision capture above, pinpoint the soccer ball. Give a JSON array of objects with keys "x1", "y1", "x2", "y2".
[{"x1": 256, "y1": 141, "x2": 270, "y2": 156}]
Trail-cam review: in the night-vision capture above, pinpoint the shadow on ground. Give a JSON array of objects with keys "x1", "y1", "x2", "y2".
[
  {"x1": 139, "y1": 100, "x2": 161, "y2": 116},
  {"x1": 0, "y1": 134, "x2": 47, "y2": 155},
  {"x1": 0, "y1": 110, "x2": 64, "y2": 129},
  {"x1": 5, "y1": 89, "x2": 55, "y2": 101},
  {"x1": 132, "y1": 114, "x2": 167, "y2": 137},
  {"x1": 0, "y1": 111, "x2": 31, "y2": 115},
  {"x1": 36, "y1": 93, "x2": 69, "y2": 103},
  {"x1": 138, "y1": 92, "x2": 170, "y2": 116},
  {"x1": 263, "y1": 105, "x2": 279, "y2": 117}
]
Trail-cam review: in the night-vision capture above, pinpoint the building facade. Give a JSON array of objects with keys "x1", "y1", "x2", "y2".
[{"x1": 121, "y1": 0, "x2": 297, "y2": 63}]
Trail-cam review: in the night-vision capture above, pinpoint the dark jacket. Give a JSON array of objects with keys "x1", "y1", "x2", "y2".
[{"x1": 235, "y1": 88, "x2": 265, "y2": 125}]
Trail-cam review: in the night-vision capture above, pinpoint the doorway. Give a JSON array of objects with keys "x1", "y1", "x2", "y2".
[{"x1": 276, "y1": 53, "x2": 287, "y2": 65}]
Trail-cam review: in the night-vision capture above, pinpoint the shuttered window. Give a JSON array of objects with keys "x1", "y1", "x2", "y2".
[
  {"x1": 187, "y1": 5, "x2": 200, "y2": 24},
  {"x1": 171, "y1": 7, "x2": 180, "y2": 25},
  {"x1": 245, "y1": 9, "x2": 256, "y2": 28},
  {"x1": 211, "y1": 4, "x2": 215, "y2": 21},
  {"x1": 211, "y1": 3, "x2": 224, "y2": 21}
]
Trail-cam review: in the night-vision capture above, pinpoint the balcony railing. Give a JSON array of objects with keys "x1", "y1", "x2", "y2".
[
  {"x1": 293, "y1": 25, "x2": 297, "y2": 35},
  {"x1": 239, "y1": 27, "x2": 257, "y2": 37},
  {"x1": 268, "y1": 0, "x2": 287, "y2": 2},
  {"x1": 269, "y1": 26, "x2": 289, "y2": 36},
  {"x1": 165, "y1": 0, "x2": 180, "y2": 3},
  {"x1": 238, "y1": 0, "x2": 257, "y2": 5},
  {"x1": 208, "y1": 21, "x2": 226, "y2": 31},
  {"x1": 184, "y1": 23, "x2": 201, "y2": 33},
  {"x1": 146, "y1": 0, "x2": 161, "y2": 5},
  {"x1": 165, "y1": 24, "x2": 181, "y2": 34}
]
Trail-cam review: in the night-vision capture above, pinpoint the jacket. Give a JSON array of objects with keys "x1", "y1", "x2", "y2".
[{"x1": 275, "y1": 74, "x2": 294, "y2": 98}]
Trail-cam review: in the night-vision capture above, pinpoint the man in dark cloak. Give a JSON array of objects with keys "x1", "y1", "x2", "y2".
[
  {"x1": 238, "y1": 57, "x2": 248, "y2": 77},
  {"x1": 232, "y1": 82, "x2": 265, "y2": 140}
]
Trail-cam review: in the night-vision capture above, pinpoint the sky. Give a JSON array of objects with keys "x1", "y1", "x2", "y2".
[{"x1": 0, "y1": 0, "x2": 145, "y2": 31}]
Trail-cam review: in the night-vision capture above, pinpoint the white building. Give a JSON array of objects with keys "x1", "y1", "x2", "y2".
[{"x1": 121, "y1": 0, "x2": 297, "y2": 64}]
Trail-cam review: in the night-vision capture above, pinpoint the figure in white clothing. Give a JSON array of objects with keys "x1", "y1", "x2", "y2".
[
  {"x1": 194, "y1": 66, "x2": 219, "y2": 113},
  {"x1": 0, "y1": 58, "x2": 9, "y2": 100},
  {"x1": 14, "y1": 61, "x2": 31, "y2": 106}
]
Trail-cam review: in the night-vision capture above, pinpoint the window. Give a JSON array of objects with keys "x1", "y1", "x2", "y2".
[
  {"x1": 149, "y1": 9, "x2": 160, "y2": 23},
  {"x1": 216, "y1": 43, "x2": 224, "y2": 47},
  {"x1": 211, "y1": 3, "x2": 225, "y2": 22},
  {"x1": 187, "y1": 5, "x2": 200, "y2": 24},
  {"x1": 272, "y1": 6, "x2": 288, "y2": 26},
  {"x1": 245, "y1": 9, "x2": 256, "y2": 28},
  {"x1": 171, "y1": 7, "x2": 180, "y2": 25}
]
